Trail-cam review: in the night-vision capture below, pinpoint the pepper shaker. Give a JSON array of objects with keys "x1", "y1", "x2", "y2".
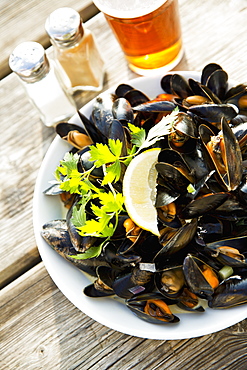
[
  {"x1": 9, "y1": 41, "x2": 77, "y2": 127},
  {"x1": 45, "y1": 7, "x2": 105, "y2": 94}
]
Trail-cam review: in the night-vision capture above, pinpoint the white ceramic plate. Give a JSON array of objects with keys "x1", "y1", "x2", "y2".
[{"x1": 33, "y1": 72, "x2": 247, "y2": 340}]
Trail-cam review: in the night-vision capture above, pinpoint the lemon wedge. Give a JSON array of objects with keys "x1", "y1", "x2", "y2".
[{"x1": 123, "y1": 148, "x2": 161, "y2": 236}]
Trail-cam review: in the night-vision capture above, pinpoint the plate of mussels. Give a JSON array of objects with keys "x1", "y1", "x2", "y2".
[{"x1": 33, "y1": 63, "x2": 247, "y2": 340}]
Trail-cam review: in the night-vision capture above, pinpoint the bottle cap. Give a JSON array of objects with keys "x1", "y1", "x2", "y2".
[
  {"x1": 45, "y1": 7, "x2": 84, "y2": 47},
  {"x1": 9, "y1": 41, "x2": 50, "y2": 83}
]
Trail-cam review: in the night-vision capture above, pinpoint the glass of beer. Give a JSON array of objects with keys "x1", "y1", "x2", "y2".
[{"x1": 92, "y1": 0, "x2": 183, "y2": 75}]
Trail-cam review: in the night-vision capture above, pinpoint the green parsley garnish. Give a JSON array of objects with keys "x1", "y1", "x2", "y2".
[{"x1": 55, "y1": 108, "x2": 179, "y2": 259}]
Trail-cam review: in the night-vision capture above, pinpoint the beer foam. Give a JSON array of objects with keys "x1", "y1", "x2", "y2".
[{"x1": 93, "y1": 0, "x2": 167, "y2": 18}]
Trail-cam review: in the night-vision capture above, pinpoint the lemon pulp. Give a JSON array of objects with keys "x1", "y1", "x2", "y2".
[{"x1": 122, "y1": 148, "x2": 161, "y2": 236}]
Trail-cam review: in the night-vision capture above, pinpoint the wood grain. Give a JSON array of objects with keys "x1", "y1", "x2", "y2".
[
  {"x1": 1, "y1": 1, "x2": 247, "y2": 368},
  {"x1": 1, "y1": 263, "x2": 247, "y2": 370},
  {"x1": 0, "y1": 0, "x2": 98, "y2": 79}
]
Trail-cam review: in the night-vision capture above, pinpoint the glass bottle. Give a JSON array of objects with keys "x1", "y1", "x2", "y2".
[
  {"x1": 45, "y1": 7, "x2": 105, "y2": 94},
  {"x1": 9, "y1": 41, "x2": 77, "y2": 127}
]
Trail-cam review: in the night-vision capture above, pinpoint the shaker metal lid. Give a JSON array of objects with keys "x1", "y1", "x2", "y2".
[
  {"x1": 9, "y1": 41, "x2": 49, "y2": 82},
  {"x1": 45, "y1": 7, "x2": 83, "y2": 46}
]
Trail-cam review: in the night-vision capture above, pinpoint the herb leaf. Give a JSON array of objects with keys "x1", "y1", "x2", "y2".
[
  {"x1": 71, "y1": 194, "x2": 91, "y2": 228},
  {"x1": 77, "y1": 217, "x2": 114, "y2": 237},
  {"x1": 108, "y1": 138, "x2": 123, "y2": 157},
  {"x1": 138, "y1": 108, "x2": 179, "y2": 151},
  {"x1": 102, "y1": 160, "x2": 122, "y2": 185},
  {"x1": 71, "y1": 245, "x2": 103, "y2": 259},
  {"x1": 89, "y1": 142, "x2": 119, "y2": 167},
  {"x1": 128, "y1": 123, "x2": 146, "y2": 147}
]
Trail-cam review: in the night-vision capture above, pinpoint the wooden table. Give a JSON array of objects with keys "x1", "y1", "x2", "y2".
[{"x1": 1, "y1": 0, "x2": 247, "y2": 369}]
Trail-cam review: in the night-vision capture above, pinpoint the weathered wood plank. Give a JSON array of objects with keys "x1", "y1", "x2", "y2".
[
  {"x1": 1, "y1": 263, "x2": 247, "y2": 370},
  {"x1": 0, "y1": 0, "x2": 98, "y2": 79}
]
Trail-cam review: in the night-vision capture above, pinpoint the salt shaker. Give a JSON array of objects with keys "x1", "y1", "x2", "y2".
[
  {"x1": 45, "y1": 7, "x2": 105, "y2": 94},
  {"x1": 9, "y1": 41, "x2": 77, "y2": 127}
]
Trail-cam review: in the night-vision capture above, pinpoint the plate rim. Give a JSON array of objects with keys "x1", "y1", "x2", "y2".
[{"x1": 33, "y1": 71, "x2": 247, "y2": 340}]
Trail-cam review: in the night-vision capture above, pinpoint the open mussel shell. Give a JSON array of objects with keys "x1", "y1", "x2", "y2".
[
  {"x1": 157, "y1": 199, "x2": 182, "y2": 229},
  {"x1": 155, "y1": 265, "x2": 185, "y2": 299},
  {"x1": 126, "y1": 293, "x2": 180, "y2": 324},
  {"x1": 83, "y1": 266, "x2": 116, "y2": 297},
  {"x1": 160, "y1": 74, "x2": 173, "y2": 94},
  {"x1": 199, "y1": 118, "x2": 243, "y2": 191},
  {"x1": 115, "y1": 83, "x2": 135, "y2": 97},
  {"x1": 208, "y1": 276, "x2": 247, "y2": 308},
  {"x1": 41, "y1": 219, "x2": 109, "y2": 277},
  {"x1": 157, "y1": 148, "x2": 195, "y2": 183},
  {"x1": 155, "y1": 185, "x2": 180, "y2": 209},
  {"x1": 156, "y1": 163, "x2": 191, "y2": 194},
  {"x1": 188, "y1": 79, "x2": 222, "y2": 105},
  {"x1": 56, "y1": 122, "x2": 86, "y2": 138},
  {"x1": 176, "y1": 287, "x2": 205, "y2": 312},
  {"x1": 112, "y1": 266, "x2": 154, "y2": 299},
  {"x1": 168, "y1": 112, "x2": 198, "y2": 153},
  {"x1": 56, "y1": 122, "x2": 93, "y2": 150},
  {"x1": 183, "y1": 254, "x2": 220, "y2": 299},
  {"x1": 225, "y1": 84, "x2": 247, "y2": 111},
  {"x1": 204, "y1": 236, "x2": 247, "y2": 268}
]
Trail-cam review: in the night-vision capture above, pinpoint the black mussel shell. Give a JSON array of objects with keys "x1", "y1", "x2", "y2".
[
  {"x1": 41, "y1": 220, "x2": 109, "y2": 277},
  {"x1": 170, "y1": 74, "x2": 194, "y2": 98},
  {"x1": 161, "y1": 74, "x2": 173, "y2": 94},
  {"x1": 123, "y1": 89, "x2": 150, "y2": 107},
  {"x1": 133, "y1": 100, "x2": 176, "y2": 113},
  {"x1": 115, "y1": 83, "x2": 134, "y2": 97},
  {"x1": 180, "y1": 192, "x2": 229, "y2": 219},
  {"x1": 206, "y1": 69, "x2": 228, "y2": 101},
  {"x1": 154, "y1": 219, "x2": 198, "y2": 265},
  {"x1": 112, "y1": 97, "x2": 134, "y2": 124},
  {"x1": 126, "y1": 293, "x2": 180, "y2": 324},
  {"x1": 201, "y1": 63, "x2": 224, "y2": 86},
  {"x1": 104, "y1": 242, "x2": 142, "y2": 269},
  {"x1": 112, "y1": 267, "x2": 154, "y2": 299},
  {"x1": 208, "y1": 276, "x2": 247, "y2": 308},
  {"x1": 183, "y1": 254, "x2": 219, "y2": 299},
  {"x1": 189, "y1": 103, "x2": 238, "y2": 123},
  {"x1": 204, "y1": 236, "x2": 247, "y2": 267}
]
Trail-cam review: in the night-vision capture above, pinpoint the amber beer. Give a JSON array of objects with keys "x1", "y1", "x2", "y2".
[{"x1": 93, "y1": 0, "x2": 182, "y2": 75}]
